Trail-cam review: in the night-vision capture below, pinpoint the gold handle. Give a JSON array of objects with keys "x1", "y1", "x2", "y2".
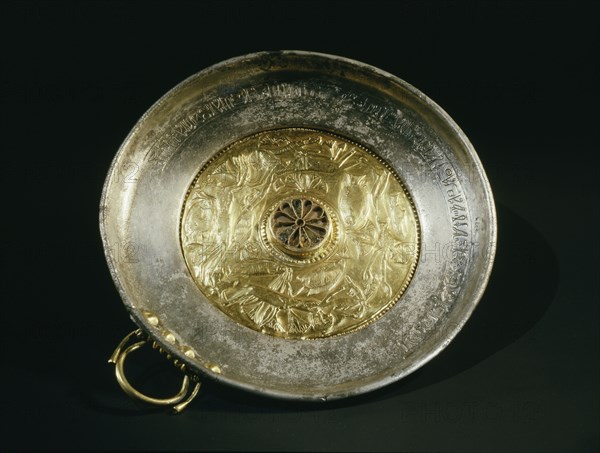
[{"x1": 108, "y1": 329, "x2": 201, "y2": 413}]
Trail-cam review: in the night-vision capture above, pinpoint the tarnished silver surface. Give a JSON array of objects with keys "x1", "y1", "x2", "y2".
[{"x1": 100, "y1": 51, "x2": 497, "y2": 400}]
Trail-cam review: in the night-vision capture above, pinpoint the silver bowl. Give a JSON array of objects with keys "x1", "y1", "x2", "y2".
[{"x1": 100, "y1": 51, "x2": 496, "y2": 403}]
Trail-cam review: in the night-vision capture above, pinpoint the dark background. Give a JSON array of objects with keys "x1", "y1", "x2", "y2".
[{"x1": 1, "y1": 1, "x2": 598, "y2": 451}]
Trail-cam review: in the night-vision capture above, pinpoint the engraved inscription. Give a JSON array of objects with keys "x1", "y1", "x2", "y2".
[{"x1": 396, "y1": 130, "x2": 472, "y2": 358}]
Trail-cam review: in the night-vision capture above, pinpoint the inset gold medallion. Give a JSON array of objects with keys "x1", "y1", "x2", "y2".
[{"x1": 180, "y1": 128, "x2": 420, "y2": 339}]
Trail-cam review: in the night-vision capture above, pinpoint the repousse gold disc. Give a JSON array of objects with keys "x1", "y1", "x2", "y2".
[{"x1": 180, "y1": 128, "x2": 420, "y2": 339}]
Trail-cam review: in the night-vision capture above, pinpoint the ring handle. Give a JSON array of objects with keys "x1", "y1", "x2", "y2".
[{"x1": 108, "y1": 330, "x2": 201, "y2": 413}]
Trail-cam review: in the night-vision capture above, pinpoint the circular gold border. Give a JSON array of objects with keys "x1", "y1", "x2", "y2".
[{"x1": 178, "y1": 127, "x2": 421, "y2": 339}]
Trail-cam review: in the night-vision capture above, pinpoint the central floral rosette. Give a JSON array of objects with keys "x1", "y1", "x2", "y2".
[{"x1": 270, "y1": 198, "x2": 331, "y2": 255}]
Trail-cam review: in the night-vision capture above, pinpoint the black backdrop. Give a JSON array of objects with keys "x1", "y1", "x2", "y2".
[{"x1": 1, "y1": 1, "x2": 598, "y2": 451}]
